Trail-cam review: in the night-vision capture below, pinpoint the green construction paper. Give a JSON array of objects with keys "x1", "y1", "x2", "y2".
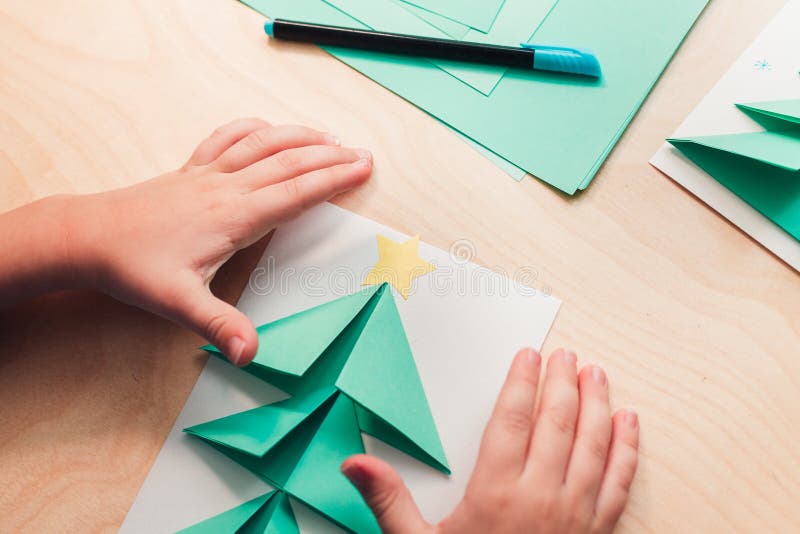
[
  {"x1": 177, "y1": 490, "x2": 299, "y2": 534},
  {"x1": 283, "y1": 393, "x2": 379, "y2": 533},
  {"x1": 184, "y1": 386, "x2": 337, "y2": 457},
  {"x1": 400, "y1": 0, "x2": 505, "y2": 33},
  {"x1": 669, "y1": 137, "x2": 800, "y2": 241},
  {"x1": 354, "y1": 404, "x2": 450, "y2": 474},
  {"x1": 247, "y1": 491, "x2": 298, "y2": 534},
  {"x1": 227, "y1": 283, "x2": 449, "y2": 473},
  {"x1": 243, "y1": 0, "x2": 707, "y2": 194},
  {"x1": 204, "y1": 285, "x2": 380, "y2": 377},
  {"x1": 336, "y1": 284, "x2": 449, "y2": 473},
  {"x1": 204, "y1": 393, "x2": 338, "y2": 489},
  {"x1": 671, "y1": 131, "x2": 800, "y2": 172},
  {"x1": 198, "y1": 392, "x2": 378, "y2": 533},
  {"x1": 668, "y1": 98, "x2": 800, "y2": 241},
  {"x1": 189, "y1": 284, "x2": 447, "y2": 533},
  {"x1": 323, "y1": 0, "x2": 552, "y2": 95},
  {"x1": 461, "y1": 132, "x2": 527, "y2": 181},
  {"x1": 737, "y1": 99, "x2": 800, "y2": 128},
  {"x1": 397, "y1": 1, "x2": 470, "y2": 39},
  {"x1": 177, "y1": 491, "x2": 272, "y2": 533}
]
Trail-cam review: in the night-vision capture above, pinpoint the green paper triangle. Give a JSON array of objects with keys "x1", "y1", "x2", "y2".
[
  {"x1": 668, "y1": 138, "x2": 800, "y2": 241},
  {"x1": 670, "y1": 131, "x2": 800, "y2": 172},
  {"x1": 736, "y1": 99, "x2": 800, "y2": 127},
  {"x1": 203, "y1": 393, "x2": 338, "y2": 488},
  {"x1": 183, "y1": 386, "x2": 337, "y2": 457},
  {"x1": 203, "y1": 285, "x2": 381, "y2": 376},
  {"x1": 284, "y1": 393, "x2": 379, "y2": 534},
  {"x1": 276, "y1": 287, "x2": 384, "y2": 397},
  {"x1": 176, "y1": 490, "x2": 298, "y2": 534},
  {"x1": 354, "y1": 404, "x2": 450, "y2": 474},
  {"x1": 336, "y1": 285, "x2": 449, "y2": 474},
  {"x1": 239, "y1": 491, "x2": 299, "y2": 534}
]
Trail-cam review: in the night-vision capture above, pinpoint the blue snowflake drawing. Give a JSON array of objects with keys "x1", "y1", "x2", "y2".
[{"x1": 753, "y1": 59, "x2": 772, "y2": 71}]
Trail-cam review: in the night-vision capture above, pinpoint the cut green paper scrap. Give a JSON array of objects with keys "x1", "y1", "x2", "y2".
[
  {"x1": 669, "y1": 99, "x2": 800, "y2": 241},
  {"x1": 177, "y1": 490, "x2": 299, "y2": 534},
  {"x1": 244, "y1": 0, "x2": 708, "y2": 194},
  {"x1": 400, "y1": 0, "x2": 506, "y2": 33},
  {"x1": 186, "y1": 283, "x2": 449, "y2": 533}
]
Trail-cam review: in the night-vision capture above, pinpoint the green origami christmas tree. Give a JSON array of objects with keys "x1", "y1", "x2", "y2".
[
  {"x1": 178, "y1": 282, "x2": 449, "y2": 533},
  {"x1": 669, "y1": 99, "x2": 800, "y2": 241}
]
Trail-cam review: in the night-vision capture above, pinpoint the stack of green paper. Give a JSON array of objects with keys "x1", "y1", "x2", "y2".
[
  {"x1": 179, "y1": 283, "x2": 449, "y2": 533},
  {"x1": 669, "y1": 99, "x2": 800, "y2": 241},
  {"x1": 240, "y1": 0, "x2": 707, "y2": 193}
]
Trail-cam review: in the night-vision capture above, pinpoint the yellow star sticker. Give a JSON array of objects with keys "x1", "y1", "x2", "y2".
[{"x1": 363, "y1": 235, "x2": 436, "y2": 299}]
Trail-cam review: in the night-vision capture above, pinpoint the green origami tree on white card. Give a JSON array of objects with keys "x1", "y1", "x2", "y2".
[{"x1": 178, "y1": 282, "x2": 449, "y2": 533}]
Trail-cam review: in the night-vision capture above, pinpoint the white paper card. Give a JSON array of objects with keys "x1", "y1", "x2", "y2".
[
  {"x1": 121, "y1": 202, "x2": 560, "y2": 532},
  {"x1": 650, "y1": 0, "x2": 800, "y2": 272}
]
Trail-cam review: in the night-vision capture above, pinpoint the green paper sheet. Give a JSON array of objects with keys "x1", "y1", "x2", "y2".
[
  {"x1": 184, "y1": 386, "x2": 337, "y2": 457},
  {"x1": 737, "y1": 99, "x2": 800, "y2": 127},
  {"x1": 397, "y1": 2, "x2": 470, "y2": 39},
  {"x1": 323, "y1": 0, "x2": 554, "y2": 95},
  {"x1": 243, "y1": 0, "x2": 707, "y2": 194},
  {"x1": 187, "y1": 283, "x2": 448, "y2": 533},
  {"x1": 400, "y1": 0, "x2": 505, "y2": 33},
  {"x1": 462, "y1": 133, "x2": 527, "y2": 181},
  {"x1": 177, "y1": 490, "x2": 299, "y2": 534},
  {"x1": 669, "y1": 99, "x2": 800, "y2": 242}
]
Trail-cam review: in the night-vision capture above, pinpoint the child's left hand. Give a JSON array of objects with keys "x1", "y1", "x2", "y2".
[{"x1": 16, "y1": 118, "x2": 373, "y2": 366}]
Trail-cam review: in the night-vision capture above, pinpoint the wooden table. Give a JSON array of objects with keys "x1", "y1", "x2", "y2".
[{"x1": 1, "y1": 1, "x2": 797, "y2": 531}]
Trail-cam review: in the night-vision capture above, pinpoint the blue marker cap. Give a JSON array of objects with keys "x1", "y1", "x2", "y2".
[
  {"x1": 264, "y1": 19, "x2": 275, "y2": 37},
  {"x1": 521, "y1": 43, "x2": 601, "y2": 78}
]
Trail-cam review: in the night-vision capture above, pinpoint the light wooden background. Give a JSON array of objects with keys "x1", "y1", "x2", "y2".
[{"x1": 1, "y1": 1, "x2": 798, "y2": 532}]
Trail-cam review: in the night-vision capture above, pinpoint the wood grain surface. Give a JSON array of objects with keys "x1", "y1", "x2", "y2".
[{"x1": 1, "y1": 1, "x2": 798, "y2": 532}]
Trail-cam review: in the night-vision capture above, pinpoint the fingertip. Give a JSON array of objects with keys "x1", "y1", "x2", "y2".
[
  {"x1": 579, "y1": 364, "x2": 607, "y2": 387},
  {"x1": 341, "y1": 454, "x2": 394, "y2": 492},
  {"x1": 341, "y1": 455, "x2": 371, "y2": 489},
  {"x1": 351, "y1": 155, "x2": 374, "y2": 174},
  {"x1": 516, "y1": 347, "x2": 541, "y2": 367},
  {"x1": 545, "y1": 348, "x2": 578, "y2": 383},
  {"x1": 226, "y1": 336, "x2": 246, "y2": 367},
  {"x1": 223, "y1": 319, "x2": 258, "y2": 367},
  {"x1": 613, "y1": 409, "x2": 640, "y2": 448},
  {"x1": 549, "y1": 347, "x2": 575, "y2": 365}
]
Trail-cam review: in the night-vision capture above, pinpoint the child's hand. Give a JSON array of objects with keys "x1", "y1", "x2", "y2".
[
  {"x1": 342, "y1": 349, "x2": 639, "y2": 534},
  {"x1": 64, "y1": 118, "x2": 372, "y2": 365}
]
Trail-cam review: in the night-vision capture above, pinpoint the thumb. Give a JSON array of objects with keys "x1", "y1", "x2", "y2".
[
  {"x1": 171, "y1": 280, "x2": 258, "y2": 367},
  {"x1": 342, "y1": 454, "x2": 432, "y2": 534}
]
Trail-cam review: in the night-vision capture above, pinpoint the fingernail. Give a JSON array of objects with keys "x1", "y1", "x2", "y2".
[
  {"x1": 355, "y1": 148, "x2": 372, "y2": 161},
  {"x1": 228, "y1": 336, "x2": 246, "y2": 367},
  {"x1": 563, "y1": 350, "x2": 577, "y2": 364},
  {"x1": 526, "y1": 348, "x2": 541, "y2": 366},
  {"x1": 625, "y1": 410, "x2": 638, "y2": 429},
  {"x1": 592, "y1": 365, "x2": 606, "y2": 385},
  {"x1": 325, "y1": 133, "x2": 341, "y2": 146}
]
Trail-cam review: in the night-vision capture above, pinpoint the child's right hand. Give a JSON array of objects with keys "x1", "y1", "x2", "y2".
[{"x1": 343, "y1": 349, "x2": 639, "y2": 534}]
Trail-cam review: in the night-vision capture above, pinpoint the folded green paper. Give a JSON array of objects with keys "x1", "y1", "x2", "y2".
[
  {"x1": 243, "y1": 0, "x2": 708, "y2": 194},
  {"x1": 181, "y1": 283, "x2": 448, "y2": 533},
  {"x1": 400, "y1": 0, "x2": 505, "y2": 33},
  {"x1": 177, "y1": 490, "x2": 298, "y2": 534},
  {"x1": 669, "y1": 99, "x2": 800, "y2": 241}
]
